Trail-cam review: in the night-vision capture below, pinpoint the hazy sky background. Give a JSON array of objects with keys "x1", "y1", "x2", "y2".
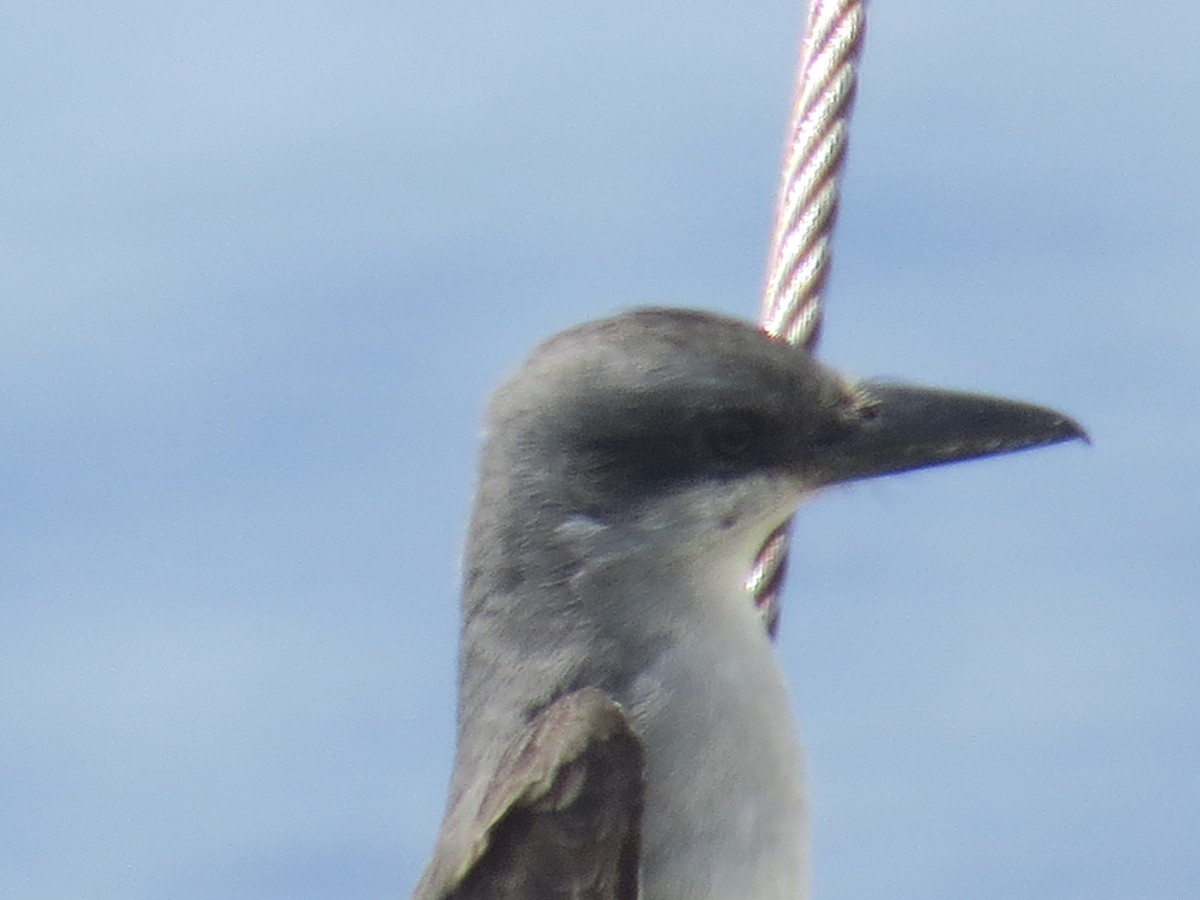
[{"x1": 4, "y1": 2, "x2": 1197, "y2": 898}]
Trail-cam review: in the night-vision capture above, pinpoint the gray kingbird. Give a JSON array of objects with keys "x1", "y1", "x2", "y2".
[{"x1": 413, "y1": 307, "x2": 1084, "y2": 900}]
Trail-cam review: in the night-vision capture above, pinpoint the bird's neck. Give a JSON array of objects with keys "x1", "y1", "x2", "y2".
[
  {"x1": 458, "y1": 503, "x2": 809, "y2": 898},
  {"x1": 606, "y1": 549, "x2": 809, "y2": 900}
]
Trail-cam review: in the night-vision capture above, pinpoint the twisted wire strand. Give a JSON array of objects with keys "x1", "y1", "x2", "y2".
[{"x1": 750, "y1": 0, "x2": 868, "y2": 635}]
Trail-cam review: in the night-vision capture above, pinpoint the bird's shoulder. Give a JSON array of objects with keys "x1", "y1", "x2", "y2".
[{"x1": 413, "y1": 687, "x2": 644, "y2": 900}]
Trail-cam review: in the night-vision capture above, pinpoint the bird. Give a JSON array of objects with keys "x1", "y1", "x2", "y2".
[{"x1": 412, "y1": 307, "x2": 1084, "y2": 900}]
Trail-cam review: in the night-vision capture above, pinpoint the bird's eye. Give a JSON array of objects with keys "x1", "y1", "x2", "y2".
[{"x1": 701, "y1": 411, "x2": 764, "y2": 463}]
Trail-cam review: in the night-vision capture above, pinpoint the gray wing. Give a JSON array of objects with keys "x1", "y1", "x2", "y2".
[{"x1": 413, "y1": 688, "x2": 644, "y2": 900}]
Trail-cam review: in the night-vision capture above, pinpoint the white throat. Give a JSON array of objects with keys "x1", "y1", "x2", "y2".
[{"x1": 571, "y1": 515, "x2": 809, "y2": 900}]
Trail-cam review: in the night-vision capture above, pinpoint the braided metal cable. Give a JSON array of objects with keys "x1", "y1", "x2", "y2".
[{"x1": 750, "y1": 0, "x2": 868, "y2": 635}]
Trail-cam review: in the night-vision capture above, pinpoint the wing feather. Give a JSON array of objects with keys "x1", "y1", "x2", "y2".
[{"x1": 414, "y1": 688, "x2": 643, "y2": 900}]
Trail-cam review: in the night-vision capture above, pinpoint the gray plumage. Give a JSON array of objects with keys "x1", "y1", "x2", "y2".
[{"x1": 414, "y1": 308, "x2": 1083, "y2": 900}]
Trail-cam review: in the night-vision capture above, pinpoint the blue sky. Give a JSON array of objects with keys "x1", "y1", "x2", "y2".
[{"x1": 3, "y1": 2, "x2": 1197, "y2": 898}]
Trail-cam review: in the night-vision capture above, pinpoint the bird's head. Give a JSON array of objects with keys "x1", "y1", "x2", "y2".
[{"x1": 468, "y1": 308, "x2": 1083, "y2": 629}]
